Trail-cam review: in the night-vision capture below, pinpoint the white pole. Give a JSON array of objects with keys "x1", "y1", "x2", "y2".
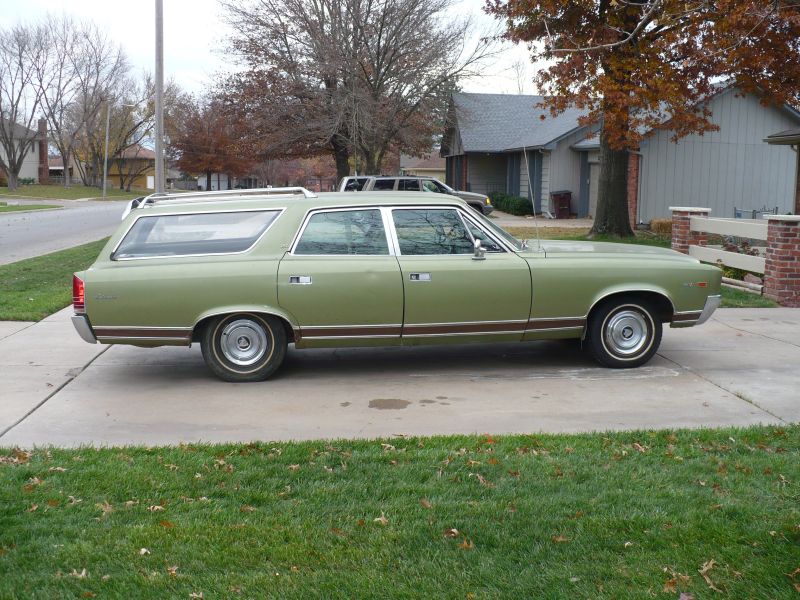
[
  {"x1": 154, "y1": 0, "x2": 164, "y2": 193},
  {"x1": 102, "y1": 101, "x2": 110, "y2": 200}
]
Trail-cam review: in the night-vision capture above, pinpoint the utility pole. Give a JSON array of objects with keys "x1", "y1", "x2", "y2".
[
  {"x1": 102, "y1": 100, "x2": 110, "y2": 200},
  {"x1": 154, "y1": 0, "x2": 165, "y2": 193}
]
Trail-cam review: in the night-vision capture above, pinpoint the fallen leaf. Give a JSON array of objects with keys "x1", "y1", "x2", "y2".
[
  {"x1": 508, "y1": 470, "x2": 520, "y2": 477},
  {"x1": 158, "y1": 520, "x2": 175, "y2": 528},
  {"x1": 330, "y1": 527, "x2": 347, "y2": 537},
  {"x1": 419, "y1": 498, "x2": 432, "y2": 510},
  {"x1": 698, "y1": 559, "x2": 721, "y2": 592},
  {"x1": 632, "y1": 442, "x2": 648, "y2": 453},
  {"x1": 678, "y1": 594, "x2": 695, "y2": 600},
  {"x1": 459, "y1": 538, "x2": 475, "y2": 550},
  {"x1": 240, "y1": 505, "x2": 256, "y2": 513},
  {"x1": 147, "y1": 505, "x2": 165, "y2": 512},
  {"x1": 48, "y1": 466, "x2": 67, "y2": 472},
  {"x1": 288, "y1": 464, "x2": 300, "y2": 471},
  {"x1": 487, "y1": 457, "x2": 500, "y2": 465},
  {"x1": 96, "y1": 501, "x2": 113, "y2": 517},
  {"x1": 139, "y1": 548, "x2": 150, "y2": 556},
  {"x1": 69, "y1": 568, "x2": 88, "y2": 579},
  {"x1": 47, "y1": 499, "x2": 60, "y2": 507},
  {"x1": 26, "y1": 504, "x2": 38, "y2": 512},
  {"x1": 189, "y1": 593, "x2": 203, "y2": 599},
  {"x1": 551, "y1": 535, "x2": 569, "y2": 543},
  {"x1": 167, "y1": 565, "x2": 178, "y2": 577},
  {"x1": 381, "y1": 443, "x2": 396, "y2": 452},
  {"x1": 81, "y1": 592, "x2": 96, "y2": 598},
  {"x1": 443, "y1": 528, "x2": 460, "y2": 538},
  {"x1": 624, "y1": 541, "x2": 633, "y2": 548},
  {"x1": 68, "y1": 496, "x2": 82, "y2": 505},
  {"x1": 373, "y1": 512, "x2": 389, "y2": 526}
]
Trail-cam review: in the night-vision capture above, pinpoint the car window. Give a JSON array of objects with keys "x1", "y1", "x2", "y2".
[
  {"x1": 430, "y1": 180, "x2": 450, "y2": 194},
  {"x1": 373, "y1": 179, "x2": 396, "y2": 191},
  {"x1": 113, "y1": 210, "x2": 280, "y2": 259},
  {"x1": 294, "y1": 209, "x2": 389, "y2": 255},
  {"x1": 399, "y1": 179, "x2": 421, "y2": 191},
  {"x1": 392, "y1": 209, "x2": 474, "y2": 255},
  {"x1": 421, "y1": 180, "x2": 439, "y2": 193}
]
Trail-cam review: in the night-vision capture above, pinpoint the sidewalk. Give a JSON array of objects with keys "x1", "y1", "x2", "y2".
[{"x1": 490, "y1": 210, "x2": 593, "y2": 229}]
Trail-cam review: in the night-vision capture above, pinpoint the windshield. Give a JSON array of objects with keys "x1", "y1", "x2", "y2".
[{"x1": 467, "y1": 210, "x2": 523, "y2": 251}]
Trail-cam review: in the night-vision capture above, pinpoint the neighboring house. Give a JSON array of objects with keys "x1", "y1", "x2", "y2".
[
  {"x1": 441, "y1": 93, "x2": 596, "y2": 216},
  {"x1": 442, "y1": 88, "x2": 800, "y2": 222},
  {"x1": 0, "y1": 118, "x2": 48, "y2": 185},
  {"x1": 400, "y1": 153, "x2": 446, "y2": 181},
  {"x1": 764, "y1": 126, "x2": 800, "y2": 214},
  {"x1": 573, "y1": 87, "x2": 800, "y2": 223},
  {"x1": 48, "y1": 154, "x2": 78, "y2": 184},
  {"x1": 107, "y1": 144, "x2": 156, "y2": 190}
]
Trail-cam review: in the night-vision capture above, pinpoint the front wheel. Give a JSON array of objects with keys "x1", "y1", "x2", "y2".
[
  {"x1": 201, "y1": 314, "x2": 286, "y2": 382},
  {"x1": 587, "y1": 300, "x2": 662, "y2": 368}
]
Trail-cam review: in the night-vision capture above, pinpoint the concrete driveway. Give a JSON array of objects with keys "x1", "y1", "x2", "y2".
[{"x1": 0, "y1": 307, "x2": 797, "y2": 447}]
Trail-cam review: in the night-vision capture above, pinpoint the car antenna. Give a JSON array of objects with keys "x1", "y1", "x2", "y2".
[{"x1": 521, "y1": 145, "x2": 542, "y2": 252}]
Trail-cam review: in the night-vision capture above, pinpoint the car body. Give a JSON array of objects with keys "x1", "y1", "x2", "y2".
[
  {"x1": 72, "y1": 187, "x2": 722, "y2": 381},
  {"x1": 338, "y1": 175, "x2": 493, "y2": 216}
]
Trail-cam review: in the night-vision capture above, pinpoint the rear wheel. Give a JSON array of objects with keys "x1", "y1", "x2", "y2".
[
  {"x1": 201, "y1": 314, "x2": 286, "y2": 382},
  {"x1": 587, "y1": 300, "x2": 662, "y2": 368}
]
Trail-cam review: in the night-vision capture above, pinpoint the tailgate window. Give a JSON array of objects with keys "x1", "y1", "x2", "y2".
[{"x1": 112, "y1": 210, "x2": 281, "y2": 259}]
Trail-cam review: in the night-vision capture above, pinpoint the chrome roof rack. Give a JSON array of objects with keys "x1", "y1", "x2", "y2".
[{"x1": 120, "y1": 187, "x2": 318, "y2": 220}]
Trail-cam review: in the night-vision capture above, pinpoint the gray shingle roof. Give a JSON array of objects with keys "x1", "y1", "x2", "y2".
[{"x1": 452, "y1": 93, "x2": 587, "y2": 152}]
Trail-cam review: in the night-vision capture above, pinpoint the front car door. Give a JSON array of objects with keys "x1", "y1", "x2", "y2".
[
  {"x1": 389, "y1": 207, "x2": 532, "y2": 344},
  {"x1": 278, "y1": 207, "x2": 403, "y2": 347}
]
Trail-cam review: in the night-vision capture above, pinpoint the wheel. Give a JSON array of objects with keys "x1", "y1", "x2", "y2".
[
  {"x1": 586, "y1": 299, "x2": 662, "y2": 368},
  {"x1": 201, "y1": 313, "x2": 286, "y2": 382}
]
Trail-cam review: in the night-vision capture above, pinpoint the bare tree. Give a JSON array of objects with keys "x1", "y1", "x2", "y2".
[
  {"x1": 33, "y1": 15, "x2": 127, "y2": 188},
  {"x1": 0, "y1": 23, "x2": 45, "y2": 190},
  {"x1": 222, "y1": 0, "x2": 501, "y2": 177}
]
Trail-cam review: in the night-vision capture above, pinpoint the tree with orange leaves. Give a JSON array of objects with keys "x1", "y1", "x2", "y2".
[{"x1": 486, "y1": 0, "x2": 800, "y2": 236}]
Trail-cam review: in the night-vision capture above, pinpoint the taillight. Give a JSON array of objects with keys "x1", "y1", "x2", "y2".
[{"x1": 73, "y1": 275, "x2": 85, "y2": 313}]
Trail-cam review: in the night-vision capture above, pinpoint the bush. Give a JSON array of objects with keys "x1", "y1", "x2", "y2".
[
  {"x1": 488, "y1": 191, "x2": 534, "y2": 216},
  {"x1": 649, "y1": 218, "x2": 672, "y2": 235},
  {"x1": 19, "y1": 177, "x2": 35, "y2": 185}
]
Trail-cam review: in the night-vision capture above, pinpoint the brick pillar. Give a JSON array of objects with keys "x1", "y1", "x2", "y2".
[
  {"x1": 763, "y1": 215, "x2": 800, "y2": 307},
  {"x1": 669, "y1": 207, "x2": 710, "y2": 254},
  {"x1": 37, "y1": 118, "x2": 49, "y2": 184},
  {"x1": 627, "y1": 153, "x2": 640, "y2": 228}
]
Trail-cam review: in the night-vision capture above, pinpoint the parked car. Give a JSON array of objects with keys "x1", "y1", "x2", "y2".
[
  {"x1": 72, "y1": 187, "x2": 722, "y2": 382},
  {"x1": 337, "y1": 176, "x2": 372, "y2": 192},
  {"x1": 364, "y1": 176, "x2": 493, "y2": 216}
]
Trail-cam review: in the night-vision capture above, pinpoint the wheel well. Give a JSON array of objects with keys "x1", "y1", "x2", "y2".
[
  {"x1": 192, "y1": 312, "x2": 296, "y2": 344},
  {"x1": 588, "y1": 291, "x2": 674, "y2": 325}
]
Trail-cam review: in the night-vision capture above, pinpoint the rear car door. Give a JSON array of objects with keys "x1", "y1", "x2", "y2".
[
  {"x1": 278, "y1": 207, "x2": 403, "y2": 347},
  {"x1": 389, "y1": 207, "x2": 532, "y2": 343}
]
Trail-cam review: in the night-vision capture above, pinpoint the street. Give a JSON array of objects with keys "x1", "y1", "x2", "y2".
[{"x1": 0, "y1": 199, "x2": 125, "y2": 265}]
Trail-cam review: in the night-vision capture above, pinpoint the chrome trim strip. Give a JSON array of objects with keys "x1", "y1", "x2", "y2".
[
  {"x1": 96, "y1": 336, "x2": 191, "y2": 342},
  {"x1": 524, "y1": 326, "x2": 584, "y2": 333},
  {"x1": 403, "y1": 331, "x2": 524, "y2": 338},
  {"x1": 93, "y1": 326, "x2": 193, "y2": 332},
  {"x1": 300, "y1": 323, "x2": 402, "y2": 329},
  {"x1": 111, "y1": 207, "x2": 286, "y2": 261},
  {"x1": 299, "y1": 335, "x2": 399, "y2": 340}
]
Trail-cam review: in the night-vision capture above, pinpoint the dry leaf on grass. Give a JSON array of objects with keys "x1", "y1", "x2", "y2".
[
  {"x1": 167, "y1": 565, "x2": 178, "y2": 577},
  {"x1": 48, "y1": 466, "x2": 67, "y2": 472},
  {"x1": 158, "y1": 520, "x2": 175, "y2": 528},
  {"x1": 240, "y1": 505, "x2": 256, "y2": 513},
  {"x1": 288, "y1": 464, "x2": 300, "y2": 471},
  {"x1": 69, "y1": 568, "x2": 88, "y2": 579},
  {"x1": 96, "y1": 501, "x2": 113, "y2": 517},
  {"x1": 459, "y1": 538, "x2": 475, "y2": 550},
  {"x1": 373, "y1": 512, "x2": 389, "y2": 526},
  {"x1": 139, "y1": 548, "x2": 150, "y2": 556},
  {"x1": 419, "y1": 498, "x2": 432, "y2": 509},
  {"x1": 551, "y1": 535, "x2": 570, "y2": 543},
  {"x1": 147, "y1": 505, "x2": 165, "y2": 512},
  {"x1": 443, "y1": 528, "x2": 460, "y2": 538},
  {"x1": 698, "y1": 559, "x2": 721, "y2": 592}
]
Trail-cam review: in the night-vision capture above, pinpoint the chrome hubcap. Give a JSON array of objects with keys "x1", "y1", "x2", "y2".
[
  {"x1": 604, "y1": 310, "x2": 649, "y2": 357},
  {"x1": 220, "y1": 319, "x2": 268, "y2": 366}
]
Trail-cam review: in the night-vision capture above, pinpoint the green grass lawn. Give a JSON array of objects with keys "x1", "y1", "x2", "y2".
[
  {"x1": 720, "y1": 287, "x2": 778, "y2": 308},
  {"x1": 0, "y1": 184, "x2": 145, "y2": 201},
  {"x1": 1, "y1": 426, "x2": 797, "y2": 598},
  {"x1": 0, "y1": 239, "x2": 108, "y2": 321},
  {"x1": 0, "y1": 202, "x2": 62, "y2": 213}
]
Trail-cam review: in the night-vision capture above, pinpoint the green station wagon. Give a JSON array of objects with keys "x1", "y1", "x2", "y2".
[{"x1": 71, "y1": 188, "x2": 722, "y2": 382}]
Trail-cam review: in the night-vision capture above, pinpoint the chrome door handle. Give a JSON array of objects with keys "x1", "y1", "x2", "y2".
[
  {"x1": 289, "y1": 275, "x2": 312, "y2": 284},
  {"x1": 409, "y1": 273, "x2": 431, "y2": 282}
]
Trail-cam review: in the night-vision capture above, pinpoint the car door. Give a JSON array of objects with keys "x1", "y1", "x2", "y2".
[
  {"x1": 278, "y1": 207, "x2": 403, "y2": 347},
  {"x1": 389, "y1": 207, "x2": 532, "y2": 344}
]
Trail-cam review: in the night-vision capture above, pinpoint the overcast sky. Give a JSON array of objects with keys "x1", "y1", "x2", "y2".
[{"x1": 0, "y1": 0, "x2": 537, "y2": 96}]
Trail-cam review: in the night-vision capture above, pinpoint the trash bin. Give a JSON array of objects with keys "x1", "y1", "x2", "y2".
[{"x1": 551, "y1": 190, "x2": 572, "y2": 219}]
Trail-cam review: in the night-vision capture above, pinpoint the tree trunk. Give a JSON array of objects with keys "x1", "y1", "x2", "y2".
[
  {"x1": 363, "y1": 150, "x2": 380, "y2": 176},
  {"x1": 589, "y1": 129, "x2": 633, "y2": 238},
  {"x1": 62, "y1": 150, "x2": 71, "y2": 188},
  {"x1": 7, "y1": 171, "x2": 18, "y2": 191},
  {"x1": 205, "y1": 171, "x2": 211, "y2": 191},
  {"x1": 331, "y1": 139, "x2": 350, "y2": 180}
]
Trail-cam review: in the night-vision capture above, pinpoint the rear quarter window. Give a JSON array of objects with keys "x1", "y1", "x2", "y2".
[{"x1": 112, "y1": 210, "x2": 281, "y2": 259}]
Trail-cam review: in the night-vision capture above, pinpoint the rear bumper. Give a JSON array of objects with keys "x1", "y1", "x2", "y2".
[
  {"x1": 696, "y1": 294, "x2": 722, "y2": 325},
  {"x1": 71, "y1": 314, "x2": 97, "y2": 344}
]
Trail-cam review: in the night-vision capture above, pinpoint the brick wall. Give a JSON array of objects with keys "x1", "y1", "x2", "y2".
[
  {"x1": 763, "y1": 216, "x2": 800, "y2": 308},
  {"x1": 670, "y1": 207, "x2": 709, "y2": 253}
]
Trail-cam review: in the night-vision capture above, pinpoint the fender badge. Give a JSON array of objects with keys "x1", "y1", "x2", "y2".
[{"x1": 94, "y1": 293, "x2": 118, "y2": 301}]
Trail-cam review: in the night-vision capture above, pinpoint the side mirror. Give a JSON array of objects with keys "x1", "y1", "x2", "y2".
[{"x1": 473, "y1": 239, "x2": 486, "y2": 260}]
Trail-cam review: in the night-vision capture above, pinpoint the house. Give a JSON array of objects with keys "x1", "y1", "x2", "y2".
[
  {"x1": 400, "y1": 153, "x2": 446, "y2": 181},
  {"x1": 441, "y1": 93, "x2": 596, "y2": 216},
  {"x1": 764, "y1": 126, "x2": 800, "y2": 214},
  {"x1": 107, "y1": 144, "x2": 156, "y2": 190},
  {"x1": 0, "y1": 118, "x2": 48, "y2": 185},
  {"x1": 573, "y1": 87, "x2": 800, "y2": 223},
  {"x1": 443, "y1": 89, "x2": 800, "y2": 222}
]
